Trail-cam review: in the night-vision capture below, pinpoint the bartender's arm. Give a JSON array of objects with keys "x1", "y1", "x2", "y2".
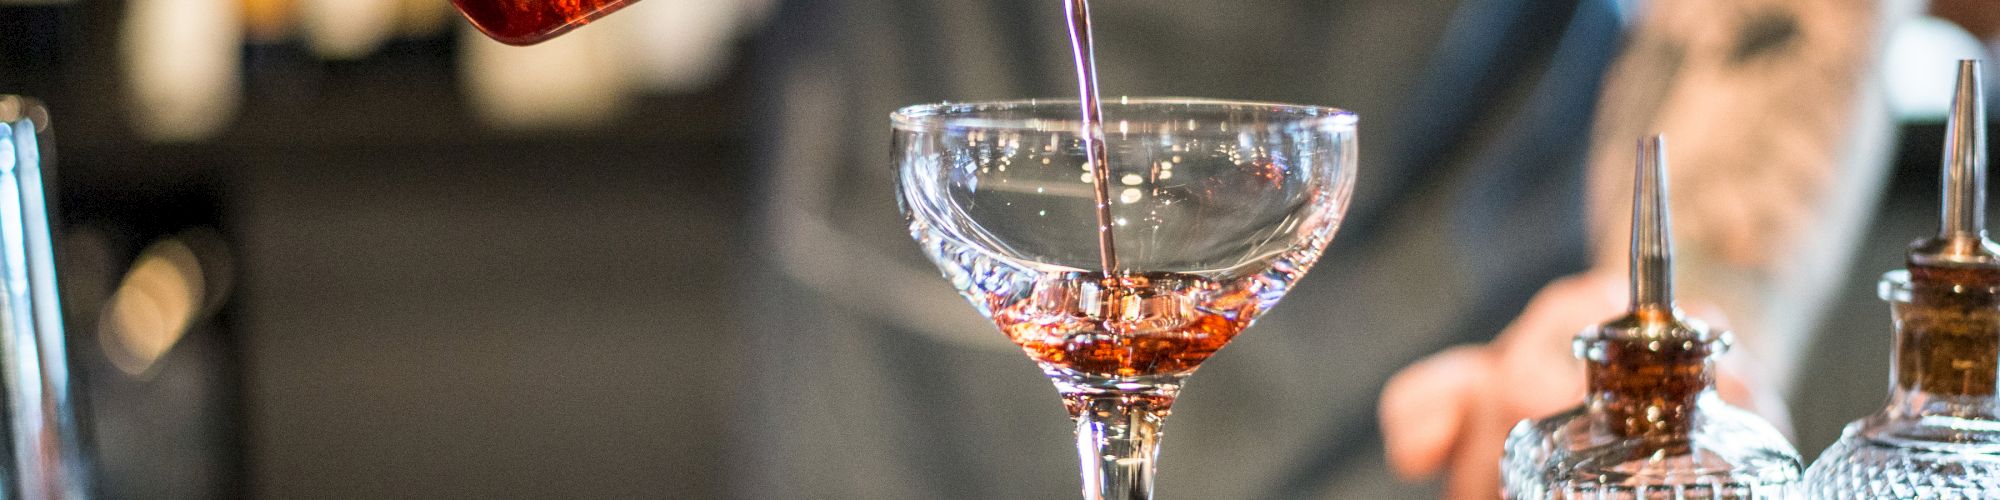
[{"x1": 1378, "y1": 0, "x2": 1913, "y2": 497}]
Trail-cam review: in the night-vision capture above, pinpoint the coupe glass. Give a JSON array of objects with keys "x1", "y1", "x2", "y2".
[{"x1": 892, "y1": 98, "x2": 1356, "y2": 499}]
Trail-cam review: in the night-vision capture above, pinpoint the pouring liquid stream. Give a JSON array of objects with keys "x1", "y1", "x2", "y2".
[
  {"x1": 1031, "y1": 0, "x2": 1255, "y2": 388},
  {"x1": 1064, "y1": 0, "x2": 1120, "y2": 277}
]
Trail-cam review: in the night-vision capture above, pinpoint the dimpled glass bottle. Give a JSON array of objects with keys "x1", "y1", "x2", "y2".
[
  {"x1": 1803, "y1": 60, "x2": 2000, "y2": 498},
  {"x1": 1500, "y1": 136, "x2": 1803, "y2": 499}
]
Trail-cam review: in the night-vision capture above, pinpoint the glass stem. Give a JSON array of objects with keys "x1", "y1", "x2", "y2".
[{"x1": 1070, "y1": 395, "x2": 1170, "y2": 500}]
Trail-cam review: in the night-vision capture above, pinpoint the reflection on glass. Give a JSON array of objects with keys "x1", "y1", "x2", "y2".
[{"x1": 0, "y1": 95, "x2": 92, "y2": 499}]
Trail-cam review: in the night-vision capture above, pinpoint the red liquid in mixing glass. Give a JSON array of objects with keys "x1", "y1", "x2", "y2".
[{"x1": 452, "y1": 0, "x2": 638, "y2": 45}]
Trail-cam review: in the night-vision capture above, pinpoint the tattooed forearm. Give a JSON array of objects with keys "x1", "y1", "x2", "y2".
[{"x1": 1584, "y1": 0, "x2": 1910, "y2": 393}]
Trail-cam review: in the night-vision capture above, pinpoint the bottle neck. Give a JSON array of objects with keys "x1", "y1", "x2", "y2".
[
  {"x1": 1886, "y1": 266, "x2": 2000, "y2": 417},
  {"x1": 1582, "y1": 333, "x2": 1715, "y2": 439}
]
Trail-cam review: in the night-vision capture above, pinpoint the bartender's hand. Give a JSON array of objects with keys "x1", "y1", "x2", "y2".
[{"x1": 1377, "y1": 272, "x2": 1779, "y2": 499}]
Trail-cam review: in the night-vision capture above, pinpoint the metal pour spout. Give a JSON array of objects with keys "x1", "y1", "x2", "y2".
[
  {"x1": 1912, "y1": 59, "x2": 2000, "y2": 267},
  {"x1": 1631, "y1": 135, "x2": 1675, "y2": 313},
  {"x1": 1578, "y1": 135, "x2": 1721, "y2": 435},
  {"x1": 1598, "y1": 134, "x2": 1717, "y2": 344}
]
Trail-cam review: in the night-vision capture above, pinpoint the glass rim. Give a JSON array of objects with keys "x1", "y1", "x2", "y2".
[{"x1": 890, "y1": 97, "x2": 1356, "y2": 132}]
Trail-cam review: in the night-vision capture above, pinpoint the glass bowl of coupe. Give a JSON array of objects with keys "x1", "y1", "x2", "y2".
[{"x1": 894, "y1": 98, "x2": 1356, "y2": 500}]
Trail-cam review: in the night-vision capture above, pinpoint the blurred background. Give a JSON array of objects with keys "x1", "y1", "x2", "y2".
[{"x1": 0, "y1": 0, "x2": 1993, "y2": 498}]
